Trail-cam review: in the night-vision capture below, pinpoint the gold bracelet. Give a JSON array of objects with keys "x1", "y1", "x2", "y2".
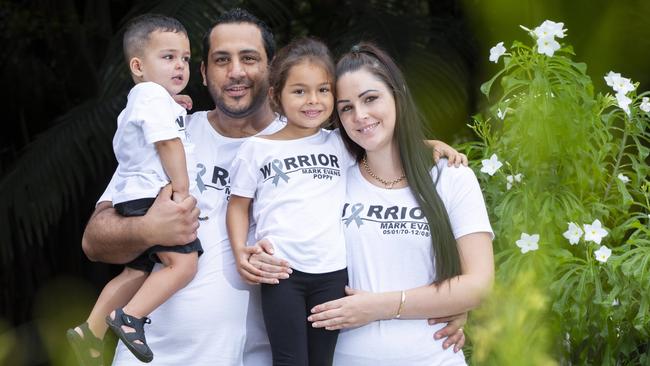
[{"x1": 394, "y1": 290, "x2": 406, "y2": 319}]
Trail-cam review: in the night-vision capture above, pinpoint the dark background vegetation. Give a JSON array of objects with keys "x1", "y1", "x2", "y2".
[{"x1": 0, "y1": 0, "x2": 648, "y2": 364}]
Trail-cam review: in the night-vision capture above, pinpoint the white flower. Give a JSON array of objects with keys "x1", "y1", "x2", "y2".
[
  {"x1": 533, "y1": 20, "x2": 566, "y2": 39},
  {"x1": 604, "y1": 71, "x2": 620, "y2": 87},
  {"x1": 497, "y1": 108, "x2": 506, "y2": 120},
  {"x1": 616, "y1": 92, "x2": 632, "y2": 116},
  {"x1": 604, "y1": 71, "x2": 635, "y2": 95},
  {"x1": 617, "y1": 173, "x2": 630, "y2": 184},
  {"x1": 583, "y1": 219, "x2": 608, "y2": 244},
  {"x1": 506, "y1": 173, "x2": 523, "y2": 190},
  {"x1": 516, "y1": 233, "x2": 539, "y2": 253},
  {"x1": 594, "y1": 245, "x2": 612, "y2": 263},
  {"x1": 612, "y1": 298, "x2": 620, "y2": 306},
  {"x1": 489, "y1": 42, "x2": 506, "y2": 63},
  {"x1": 562, "y1": 222, "x2": 583, "y2": 245},
  {"x1": 536, "y1": 36, "x2": 561, "y2": 57},
  {"x1": 480, "y1": 154, "x2": 503, "y2": 176},
  {"x1": 640, "y1": 97, "x2": 650, "y2": 113}
]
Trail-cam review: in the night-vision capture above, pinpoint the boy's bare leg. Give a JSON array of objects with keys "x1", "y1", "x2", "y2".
[
  {"x1": 111, "y1": 252, "x2": 198, "y2": 339},
  {"x1": 75, "y1": 267, "x2": 148, "y2": 354}
]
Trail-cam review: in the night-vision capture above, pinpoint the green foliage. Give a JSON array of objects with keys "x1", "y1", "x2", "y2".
[
  {"x1": 470, "y1": 270, "x2": 557, "y2": 366},
  {"x1": 464, "y1": 22, "x2": 650, "y2": 364}
]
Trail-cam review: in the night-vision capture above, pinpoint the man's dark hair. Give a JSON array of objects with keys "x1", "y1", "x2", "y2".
[
  {"x1": 123, "y1": 13, "x2": 187, "y2": 62},
  {"x1": 201, "y1": 8, "x2": 275, "y2": 65}
]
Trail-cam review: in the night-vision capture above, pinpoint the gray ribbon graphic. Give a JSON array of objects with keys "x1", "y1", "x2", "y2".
[
  {"x1": 196, "y1": 163, "x2": 207, "y2": 193},
  {"x1": 271, "y1": 159, "x2": 290, "y2": 186},
  {"x1": 344, "y1": 203, "x2": 364, "y2": 228}
]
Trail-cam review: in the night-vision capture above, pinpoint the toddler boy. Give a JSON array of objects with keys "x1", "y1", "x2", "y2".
[{"x1": 66, "y1": 13, "x2": 202, "y2": 365}]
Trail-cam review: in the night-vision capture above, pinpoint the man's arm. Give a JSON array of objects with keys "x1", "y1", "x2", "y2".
[
  {"x1": 82, "y1": 184, "x2": 200, "y2": 264},
  {"x1": 426, "y1": 140, "x2": 468, "y2": 167}
]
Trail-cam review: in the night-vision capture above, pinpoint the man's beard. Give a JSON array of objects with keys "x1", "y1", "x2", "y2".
[{"x1": 211, "y1": 79, "x2": 269, "y2": 119}]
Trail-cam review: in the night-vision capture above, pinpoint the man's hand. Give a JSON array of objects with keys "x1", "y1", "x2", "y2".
[
  {"x1": 429, "y1": 140, "x2": 468, "y2": 167},
  {"x1": 144, "y1": 184, "x2": 199, "y2": 246},
  {"x1": 241, "y1": 239, "x2": 292, "y2": 285},
  {"x1": 81, "y1": 184, "x2": 199, "y2": 263},
  {"x1": 429, "y1": 312, "x2": 467, "y2": 353},
  {"x1": 172, "y1": 94, "x2": 193, "y2": 110}
]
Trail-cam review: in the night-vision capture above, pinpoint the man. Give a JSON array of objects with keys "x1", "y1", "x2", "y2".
[
  {"x1": 83, "y1": 8, "x2": 464, "y2": 366},
  {"x1": 84, "y1": 9, "x2": 289, "y2": 365}
]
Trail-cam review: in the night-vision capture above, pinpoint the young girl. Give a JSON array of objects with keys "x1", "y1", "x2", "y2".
[{"x1": 226, "y1": 37, "x2": 350, "y2": 365}]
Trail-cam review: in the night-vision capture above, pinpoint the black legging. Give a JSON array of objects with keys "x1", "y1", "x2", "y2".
[{"x1": 261, "y1": 268, "x2": 348, "y2": 366}]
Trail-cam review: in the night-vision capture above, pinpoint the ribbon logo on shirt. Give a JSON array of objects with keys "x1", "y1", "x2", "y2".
[
  {"x1": 195, "y1": 163, "x2": 207, "y2": 193},
  {"x1": 271, "y1": 159, "x2": 290, "y2": 186},
  {"x1": 344, "y1": 203, "x2": 364, "y2": 228}
]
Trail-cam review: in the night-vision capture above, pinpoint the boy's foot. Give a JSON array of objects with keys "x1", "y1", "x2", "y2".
[
  {"x1": 105, "y1": 308, "x2": 153, "y2": 363},
  {"x1": 66, "y1": 322, "x2": 103, "y2": 366}
]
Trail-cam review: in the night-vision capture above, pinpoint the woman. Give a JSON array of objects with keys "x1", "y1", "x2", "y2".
[{"x1": 304, "y1": 43, "x2": 494, "y2": 365}]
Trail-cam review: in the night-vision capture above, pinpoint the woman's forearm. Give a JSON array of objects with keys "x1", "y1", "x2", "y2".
[
  {"x1": 374, "y1": 232, "x2": 494, "y2": 320},
  {"x1": 309, "y1": 234, "x2": 493, "y2": 330}
]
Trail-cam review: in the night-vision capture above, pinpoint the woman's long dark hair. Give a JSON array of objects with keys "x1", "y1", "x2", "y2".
[{"x1": 334, "y1": 43, "x2": 461, "y2": 283}]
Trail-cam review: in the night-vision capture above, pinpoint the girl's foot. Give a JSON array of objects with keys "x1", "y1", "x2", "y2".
[
  {"x1": 66, "y1": 322, "x2": 103, "y2": 366},
  {"x1": 105, "y1": 308, "x2": 153, "y2": 363}
]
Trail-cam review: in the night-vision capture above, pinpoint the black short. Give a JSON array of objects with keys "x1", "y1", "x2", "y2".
[{"x1": 115, "y1": 197, "x2": 203, "y2": 272}]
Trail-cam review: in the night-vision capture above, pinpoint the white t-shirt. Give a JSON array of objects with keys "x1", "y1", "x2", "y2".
[
  {"x1": 229, "y1": 129, "x2": 353, "y2": 274},
  {"x1": 101, "y1": 111, "x2": 285, "y2": 366},
  {"x1": 111, "y1": 82, "x2": 197, "y2": 205},
  {"x1": 334, "y1": 160, "x2": 493, "y2": 366}
]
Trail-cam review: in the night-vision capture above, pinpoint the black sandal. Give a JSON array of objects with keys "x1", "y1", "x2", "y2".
[
  {"x1": 66, "y1": 322, "x2": 104, "y2": 366},
  {"x1": 105, "y1": 308, "x2": 154, "y2": 363}
]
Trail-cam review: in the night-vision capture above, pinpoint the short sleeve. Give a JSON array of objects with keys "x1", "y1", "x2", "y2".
[
  {"x1": 131, "y1": 83, "x2": 181, "y2": 144},
  {"x1": 435, "y1": 163, "x2": 494, "y2": 240},
  {"x1": 229, "y1": 141, "x2": 259, "y2": 198}
]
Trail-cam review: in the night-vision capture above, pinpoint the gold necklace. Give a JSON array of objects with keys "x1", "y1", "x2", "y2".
[{"x1": 361, "y1": 155, "x2": 406, "y2": 189}]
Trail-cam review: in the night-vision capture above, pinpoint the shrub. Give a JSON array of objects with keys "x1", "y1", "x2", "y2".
[{"x1": 466, "y1": 20, "x2": 650, "y2": 365}]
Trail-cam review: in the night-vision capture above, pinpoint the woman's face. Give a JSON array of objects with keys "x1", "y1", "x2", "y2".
[{"x1": 336, "y1": 68, "x2": 397, "y2": 154}]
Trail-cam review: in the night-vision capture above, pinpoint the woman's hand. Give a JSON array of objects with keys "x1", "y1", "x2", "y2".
[
  {"x1": 429, "y1": 312, "x2": 467, "y2": 353},
  {"x1": 308, "y1": 286, "x2": 392, "y2": 330}
]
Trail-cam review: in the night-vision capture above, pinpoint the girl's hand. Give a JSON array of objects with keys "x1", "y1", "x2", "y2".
[
  {"x1": 308, "y1": 286, "x2": 387, "y2": 330},
  {"x1": 173, "y1": 94, "x2": 193, "y2": 110},
  {"x1": 241, "y1": 239, "x2": 292, "y2": 284},
  {"x1": 233, "y1": 245, "x2": 271, "y2": 285},
  {"x1": 429, "y1": 312, "x2": 467, "y2": 353}
]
